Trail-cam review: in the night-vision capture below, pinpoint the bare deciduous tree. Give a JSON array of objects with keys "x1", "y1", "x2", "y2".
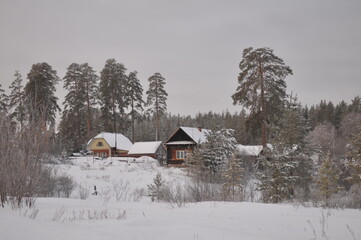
[{"x1": 0, "y1": 117, "x2": 53, "y2": 207}]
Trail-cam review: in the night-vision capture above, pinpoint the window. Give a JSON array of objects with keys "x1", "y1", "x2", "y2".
[
  {"x1": 176, "y1": 151, "x2": 184, "y2": 159},
  {"x1": 176, "y1": 150, "x2": 190, "y2": 160},
  {"x1": 97, "y1": 141, "x2": 103, "y2": 147}
]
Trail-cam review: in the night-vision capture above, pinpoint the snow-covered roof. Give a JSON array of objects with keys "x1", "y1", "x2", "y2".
[
  {"x1": 179, "y1": 127, "x2": 211, "y2": 144},
  {"x1": 235, "y1": 144, "x2": 272, "y2": 156},
  {"x1": 235, "y1": 144, "x2": 263, "y2": 156},
  {"x1": 128, "y1": 141, "x2": 162, "y2": 154},
  {"x1": 88, "y1": 132, "x2": 133, "y2": 151},
  {"x1": 165, "y1": 141, "x2": 195, "y2": 145}
]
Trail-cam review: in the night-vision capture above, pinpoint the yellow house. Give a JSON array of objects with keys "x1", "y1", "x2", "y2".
[{"x1": 87, "y1": 132, "x2": 133, "y2": 158}]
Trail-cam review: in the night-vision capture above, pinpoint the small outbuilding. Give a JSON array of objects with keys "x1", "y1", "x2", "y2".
[
  {"x1": 235, "y1": 144, "x2": 272, "y2": 157},
  {"x1": 127, "y1": 141, "x2": 165, "y2": 161}
]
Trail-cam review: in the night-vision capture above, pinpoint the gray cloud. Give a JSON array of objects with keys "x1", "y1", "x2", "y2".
[{"x1": 1, "y1": 0, "x2": 360, "y2": 116}]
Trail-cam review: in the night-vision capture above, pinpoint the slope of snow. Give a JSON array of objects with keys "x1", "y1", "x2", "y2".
[{"x1": 1, "y1": 157, "x2": 361, "y2": 240}]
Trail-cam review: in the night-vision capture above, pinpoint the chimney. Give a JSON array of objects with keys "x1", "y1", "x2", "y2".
[{"x1": 198, "y1": 127, "x2": 202, "y2": 132}]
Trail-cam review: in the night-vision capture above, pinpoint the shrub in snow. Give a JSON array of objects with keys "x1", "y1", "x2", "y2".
[
  {"x1": 101, "y1": 175, "x2": 111, "y2": 182},
  {"x1": 327, "y1": 185, "x2": 361, "y2": 209},
  {"x1": 179, "y1": 179, "x2": 223, "y2": 203},
  {"x1": 52, "y1": 207, "x2": 127, "y2": 222},
  {"x1": 29, "y1": 208, "x2": 39, "y2": 220},
  {"x1": 78, "y1": 185, "x2": 90, "y2": 200},
  {"x1": 130, "y1": 188, "x2": 146, "y2": 202},
  {"x1": 35, "y1": 167, "x2": 57, "y2": 197},
  {"x1": 162, "y1": 184, "x2": 189, "y2": 207},
  {"x1": 112, "y1": 180, "x2": 130, "y2": 202},
  {"x1": 55, "y1": 174, "x2": 76, "y2": 198},
  {"x1": 52, "y1": 206, "x2": 67, "y2": 221}
]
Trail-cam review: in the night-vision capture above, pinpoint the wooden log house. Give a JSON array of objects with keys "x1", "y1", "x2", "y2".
[{"x1": 165, "y1": 127, "x2": 210, "y2": 164}]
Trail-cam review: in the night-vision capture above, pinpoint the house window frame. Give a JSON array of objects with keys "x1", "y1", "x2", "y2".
[
  {"x1": 176, "y1": 150, "x2": 190, "y2": 160},
  {"x1": 97, "y1": 152, "x2": 107, "y2": 158},
  {"x1": 176, "y1": 150, "x2": 184, "y2": 159},
  {"x1": 97, "y1": 141, "x2": 103, "y2": 147}
]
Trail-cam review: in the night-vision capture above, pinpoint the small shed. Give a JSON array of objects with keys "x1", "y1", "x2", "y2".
[
  {"x1": 235, "y1": 144, "x2": 272, "y2": 157},
  {"x1": 127, "y1": 141, "x2": 164, "y2": 160},
  {"x1": 235, "y1": 144, "x2": 264, "y2": 157}
]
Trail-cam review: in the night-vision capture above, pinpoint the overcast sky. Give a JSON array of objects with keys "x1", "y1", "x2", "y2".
[{"x1": 1, "y1": 0, "x2": 360, "y2": 116}]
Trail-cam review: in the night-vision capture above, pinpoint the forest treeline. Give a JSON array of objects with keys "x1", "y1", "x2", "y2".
[{"x1": 1, "y1": 59, "x2": 360, "y2": 152}]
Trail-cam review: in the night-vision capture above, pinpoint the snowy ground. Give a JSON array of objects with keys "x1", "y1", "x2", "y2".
[{"x1": 1, "y1": 157, "x2": 361, "y2": 240}]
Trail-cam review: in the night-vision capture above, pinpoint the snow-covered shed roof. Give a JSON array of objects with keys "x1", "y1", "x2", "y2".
[
  {"x1": 88, "y1": 132, "x2": 133, "y2": 151},
  {"x1": 128, "y1": 141, "x2": 162, "y2": 155},
  {"x1": 235, "y1": 144, "x2": 263, "y2": 156},
  {"x1": 235, "y1": 144, "x2": 272, "y2": 156},
  {"x1": 179, "y1": 127, "x2": 211, "y2": 144}
]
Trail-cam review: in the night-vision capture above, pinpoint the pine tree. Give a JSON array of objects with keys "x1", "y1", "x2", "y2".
[
  {"x1": 203, "y1": 129, "x2": 237, "y2": 176},
  {"x1": 346, "y1": 126, "x2": 361, "y2": 187},
  {"x1": 273, "y1": 97, "x2": 312, "y2": 200},
  {"x1": 232, "y1": 47, "x2": 293, "y2": 147},
  {"x1": 257, "y1": 148, "x2": 299, "y2": 203},
  {"x1": 316, "y1": 157, "x2": 340, "y2": 203},
  {"x1": 188, "y1": 145, "x2": 207, "y2": 180},
  {"x1": 348, "y1": 96, "x2": 361, "y2": 113},
  {"x1": 334, "y1": 100, "x2": 348, "y2": 129},
  {"x1": 127, "y1": 71, "x2": 144, "y2": 142},
  {"x1": 308, "y1": 105, "x2": 318, "y2": 130},
  {"x1": 99, "y1": 59, "x2": 129, "y2": 133},
  {"x1": 271, "y1": 96, "x2": 306, "y2": 147},
  {"x1": 81, "y1": 63, "x2": 99, "y2": 138},
  {"x1": 147, "y1": 172, "x2": 165, "y2": 202},
  {"x1": 24, "y1": 62, "x2": 60, "y2": 127},
  {"x1": 0, "y1": 84, "x2": 8, "y2": 117},
  {"x1": 58, "y1": 63, "x2": 99, "y2": 151},
  {"x1": 146, "y1": 72, "x2": 168, "y2": 141},
  {"x1": 8, "y1": 71, "x2": 25, "y2": 130},
  {"x1": 59, "y1": 63, "x2": 83, "y2": 151},
  {"x1": 223, "y1": 156, "x2": 243, "y2": 200}
]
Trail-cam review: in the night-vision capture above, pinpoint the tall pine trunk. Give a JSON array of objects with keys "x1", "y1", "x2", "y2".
[
  {"x1": 259, "y1": 63, "x2": 268, "y2": 148},
  {"x1": 155, "y1": 79, "x2": 159, "y2": 141},
  {"x1": 131, "y1": 99, "x2": 135, "y2": 142},
  {"x1": 86, "y1": 81, "x2": 92, "y2": 140}
]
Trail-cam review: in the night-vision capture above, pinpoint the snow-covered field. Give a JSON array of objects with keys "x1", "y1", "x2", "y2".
[{"x1": 1, "y1": 157, "x2": 361, "y2": 240}]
